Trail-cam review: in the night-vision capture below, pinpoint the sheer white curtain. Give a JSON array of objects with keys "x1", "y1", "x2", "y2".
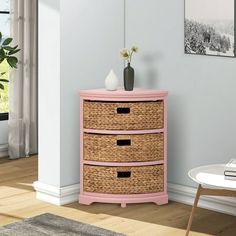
[{"x1": 8, "y1": 0, "x2": 37, "y2": 159}]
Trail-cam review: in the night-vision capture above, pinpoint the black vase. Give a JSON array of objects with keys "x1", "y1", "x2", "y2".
[{"x1": 124, "y1": 63, "x2": 134, "y2": 91}]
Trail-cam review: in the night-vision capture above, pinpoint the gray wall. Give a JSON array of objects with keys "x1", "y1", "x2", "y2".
[
  {"x1": 126, "y1": 0, "x2": 236, "y2": 186},
  {"x1": 60, "y1": 0, "x2": 124, "y2": 186}
]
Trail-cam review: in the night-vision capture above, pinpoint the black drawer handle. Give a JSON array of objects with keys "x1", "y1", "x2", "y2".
[
  {"x1": 117, "y1": 139, "x2": 131, "y2": 146},
  {"x1": 117, "y1": 171, "x2": 131, "y2": 178},
  {"x1": 117, "y1": 107, "x2": 130, "y2": 114}
]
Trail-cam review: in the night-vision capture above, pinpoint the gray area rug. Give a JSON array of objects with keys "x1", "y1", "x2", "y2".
[{"x1": 0, "y1": 213, "x2": 126, "y2": 236}]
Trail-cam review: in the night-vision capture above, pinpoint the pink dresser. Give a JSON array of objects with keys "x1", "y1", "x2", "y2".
[{"x1": 79, "y1": 88, "x2": 168, "y2": 207}]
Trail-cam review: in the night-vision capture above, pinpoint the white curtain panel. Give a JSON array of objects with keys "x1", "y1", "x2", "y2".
[{"x1": 9, "y1": 0, "x2": 37, "y2": 159}]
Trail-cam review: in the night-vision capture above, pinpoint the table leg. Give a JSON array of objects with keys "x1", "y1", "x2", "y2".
[{"x1": 186, "y1": 184, "x2": 202, "y2": 236}]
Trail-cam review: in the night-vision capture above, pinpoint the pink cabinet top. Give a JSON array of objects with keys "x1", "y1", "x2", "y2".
[{"x1": 80, "y1": 88, "x2": 168, "y2": 101}]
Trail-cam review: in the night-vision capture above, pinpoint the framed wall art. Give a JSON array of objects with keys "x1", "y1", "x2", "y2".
[{"x1": 185, "y1": 0, "x2": 236, "y2": 57}]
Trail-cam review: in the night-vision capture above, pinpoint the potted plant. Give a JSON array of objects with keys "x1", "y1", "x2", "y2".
[
  {"x1": 0, "y1": 32, "x2": 20, "y2": 91},
  {"x1": 0, "y1": 32, "x2": 20, "y2": 113}
]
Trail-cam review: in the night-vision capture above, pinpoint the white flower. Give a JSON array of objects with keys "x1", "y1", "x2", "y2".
[
  {"x1": 131, "y1": 46, "x2": 138, "y2": 53},
  {"x1": 119, "y1": 46, "x2": 139, "y2": 64},
  {"x1": 120, "y1": 48, "x2": 130, "y2": 59}
]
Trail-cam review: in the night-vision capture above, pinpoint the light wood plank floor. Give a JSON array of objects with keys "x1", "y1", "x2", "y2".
[{"x1": 0, "y1": 156, "x2": 235, "y2": 236}]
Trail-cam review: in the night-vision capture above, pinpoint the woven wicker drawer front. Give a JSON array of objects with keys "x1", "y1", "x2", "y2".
[
  {"x1": 84, "y1": 133, "x2": 164, "y2": 162},
  {"x1": 83, "y1": 165, "x2": 164, "y2": 194},
  {"x1": 83, "y1": 101, "x2": 164, "y2": 130}
]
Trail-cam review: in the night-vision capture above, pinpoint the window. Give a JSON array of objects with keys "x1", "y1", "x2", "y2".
[{"x1": 0, "y1": 0, "x2": 10, "y2": 121}]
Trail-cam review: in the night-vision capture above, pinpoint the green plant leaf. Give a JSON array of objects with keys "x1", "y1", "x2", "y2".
[
  {"x1": 7, "y1": 56, "x2": 18, "y2": 68},
  {"x1": 0, "y1": 32, "x2": 2, "y2": 43},
  {"x1": 2, "y1": 46, "x2": 15, "y2": 51},
  {"x1": 8, "y1": 48, "x2": 21, "y2": 55},
  {"x1": 0, "y1": 48, "x2": 5, "y2": 59},
  {"x1": 0, "y1": 83, "x2": 4, "y2": 90},
  {"x1": 2, "y1": 37, "x2": 13, "y2": 46},
  {"x1": 0, "y1": 79, "x2": 9, "y2": 82}
]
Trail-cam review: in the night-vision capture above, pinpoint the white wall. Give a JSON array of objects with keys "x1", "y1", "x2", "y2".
[
  {"x1": 38, "y1": 0, "x2": 61, "y2": 187},
  {"x1": 38, "y1": 0, "x2": 124, "y2": 190},
  {"x1": 38, "y1": 0, "x2": 236, "y2": 198},
  {"x1": 60, "y1": 0, "x2": 124, "y2": 186},
  {"x1": 126, "y1": 0, "x2": 236, "y2": 187}
]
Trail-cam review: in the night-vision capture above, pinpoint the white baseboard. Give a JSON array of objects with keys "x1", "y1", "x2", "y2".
[
  {"x1": 33, "y1": 180, "x2": 236, "y2": 215},
  {"x1": 0, "y1": 144, "x2": 8, "y2": 158},
  {"x1": 33, "y1": 181, "x2": 80, "y2": 206},
  {"x1": 168, "y1": 183, "x2": 236, "y2": 216}
]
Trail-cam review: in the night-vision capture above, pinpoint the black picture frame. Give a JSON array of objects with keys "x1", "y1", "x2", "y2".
[{"x1": 184, "y1": 0, "x2": 236, "y2": 58}]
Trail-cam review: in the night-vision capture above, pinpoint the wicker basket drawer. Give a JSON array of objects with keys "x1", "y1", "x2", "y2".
[
  {"x1": 83, "y1": 100, "x2": 164, "y2": 130},
  {"x1": 84, "y1": 133, "x2": 164, "y2": 162},
  {"x1": 83, "y1": 165, "x2": 164, "y2": 194}
]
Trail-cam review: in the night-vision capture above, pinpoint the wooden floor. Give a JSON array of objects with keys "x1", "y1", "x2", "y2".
[{"x1": 0, "y1": 157, "x2": 235, "y2": 236}]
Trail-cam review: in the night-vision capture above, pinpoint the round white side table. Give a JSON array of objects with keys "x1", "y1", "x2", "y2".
[{"x1": 186, "y1": 164, "x2": 236, "y2": 236}]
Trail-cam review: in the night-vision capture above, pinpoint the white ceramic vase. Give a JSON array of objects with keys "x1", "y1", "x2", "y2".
[{"x1": 105, "y1": 69, "x2": 119, "y2": 91}]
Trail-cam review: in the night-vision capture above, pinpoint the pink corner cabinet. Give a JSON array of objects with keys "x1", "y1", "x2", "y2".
[{"x1": 79, "y1": 88, "x2": 168, "y2": 207}]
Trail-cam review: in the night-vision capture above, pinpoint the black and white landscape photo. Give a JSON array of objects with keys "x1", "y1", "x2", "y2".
[{"x1": 185, "y1": 0, "x2": 235, "y2": 57}]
